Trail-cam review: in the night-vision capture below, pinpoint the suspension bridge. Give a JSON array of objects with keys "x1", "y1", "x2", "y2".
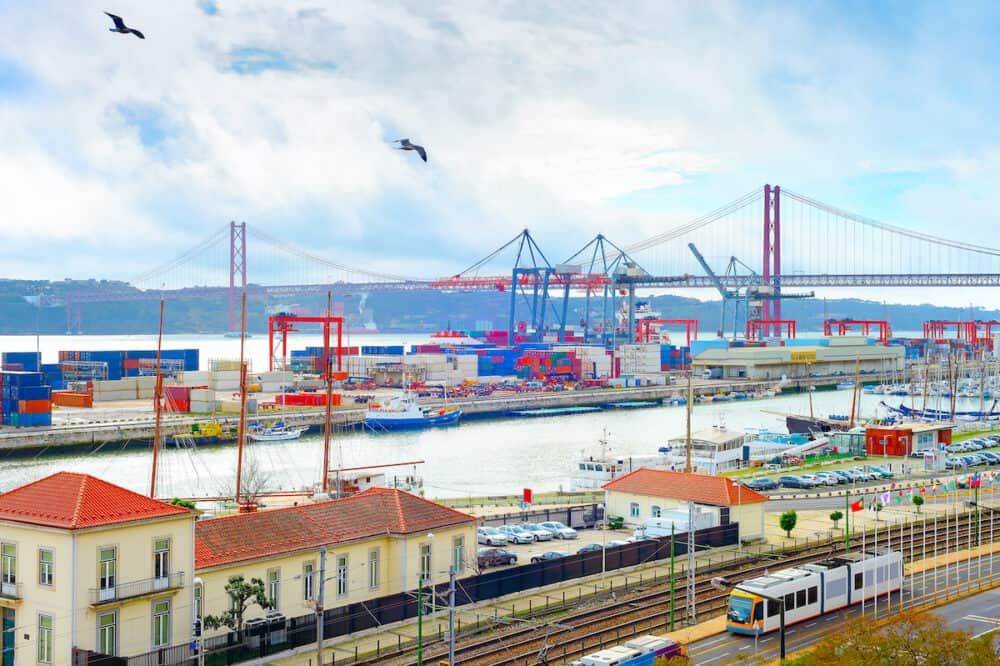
[{"x1": 46, "y1": 184, "x2": 1000, "y2": 340}]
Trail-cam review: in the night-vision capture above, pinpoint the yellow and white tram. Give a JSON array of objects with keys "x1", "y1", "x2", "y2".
[{"x1": 726, "y1": 549, "x2": 903, "y2": 635}]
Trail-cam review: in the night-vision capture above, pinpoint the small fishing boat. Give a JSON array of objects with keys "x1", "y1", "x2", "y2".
[
  {"x1": 365, "y1": 392, "x2": 462, "y2": 430},
  {"x1": 168, "y1": 421, "x2": 237, "y2": 447},
  {"x1": 248, "y1": 421, "x2": 308, "y2": 442}
]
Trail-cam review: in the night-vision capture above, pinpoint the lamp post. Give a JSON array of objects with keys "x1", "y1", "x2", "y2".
[
  {"x1": 416, "y1": 573, "x2": 424, "y2": 666},
  {"x1": 711, "y1": 577, "x2": 786, "y2": 661}
]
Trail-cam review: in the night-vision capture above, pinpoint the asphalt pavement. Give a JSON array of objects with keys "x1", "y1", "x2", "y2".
[{"x1": 688, "y1": 551, "x2": 1000, "y2": 664}]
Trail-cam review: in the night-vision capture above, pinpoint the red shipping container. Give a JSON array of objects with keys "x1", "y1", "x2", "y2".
[
  {"x1": 19, "y1": 400, "x2": 51, "y2": 414},
  {"x1": 165, "y1": 399, "x2": 190, "y2": 413}
]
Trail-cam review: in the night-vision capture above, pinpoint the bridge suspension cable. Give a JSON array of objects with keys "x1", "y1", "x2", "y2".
[
  {"x1": 782, "y1": 188, "x2": 1000, "y2": 258},
  {"x1": 245, "y1": 227, "x2": 421, "y2": 283},
  {"x1": 130, "y1": 225, "x2": 229, "y2": 286}
]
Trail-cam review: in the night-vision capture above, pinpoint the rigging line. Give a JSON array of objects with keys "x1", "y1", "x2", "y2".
[
  {"x1": 440, "y1": 229, "x2": 528, "y2": 278},
  {"x1": 621, "y1": 188, "x2": 761, "y2": 255},
  {"x1": 246, "y1": 227, "x2": 421, "y2": 283},
  {"x1": 130, "y1": 225, "x2": 229, "y2": 285},
  {"x1": 783, "y1": 189, "x2": 1000, "y2": 258}
]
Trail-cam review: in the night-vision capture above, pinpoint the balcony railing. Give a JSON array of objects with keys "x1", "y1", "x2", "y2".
[
  {"x1": 89, "y1": 572, "x2": 184, "y2": 605},
  {"x1": 0, "y1": 581, "x2": 22, "y2": 600}
]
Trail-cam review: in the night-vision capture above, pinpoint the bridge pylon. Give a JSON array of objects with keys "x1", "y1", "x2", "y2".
[{"x1": 229, "y1": 221, "x2": 247, "y2": 333}]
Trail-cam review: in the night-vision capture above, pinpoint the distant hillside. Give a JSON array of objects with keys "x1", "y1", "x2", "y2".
[{"x1": 0, "y1": 278, "x2": 995, "y2": 335}]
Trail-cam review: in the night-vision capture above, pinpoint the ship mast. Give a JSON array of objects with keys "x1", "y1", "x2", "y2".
[
  {"x1": 149, "y1": 298, "x2": 165, "y2": 498},
  {"x1": 235, "y1": 291, "x2": 248, "y2": 505}
]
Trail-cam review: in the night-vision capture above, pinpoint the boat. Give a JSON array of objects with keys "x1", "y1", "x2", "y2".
[
  {"x1": 364, "y1": 392, "x2": 462, "y2": 430},
  {"x1": 881, "y1": 401, "x2": 1000, "y2": 421},
  {"x1": 571, "y1": 430, "x2": 674, "y2": 490},
  {"x1": 835, "y1": 381, "x2": 855, "y2": 390},
  {"x1": 429, "y1": 330, "x2": 483, "y2": 346},
  {"x1": 168, "y1": 421, "x2": 238, "y2": 447},
  {"x1": 247, "y1": 420, "x2": 308, "y2": 442},
  {"x1": 224, "y1": 331, "x2": 253, "y2": 339}
]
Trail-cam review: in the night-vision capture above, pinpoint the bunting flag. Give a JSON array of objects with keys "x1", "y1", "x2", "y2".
[
  {"x1": 895, "y1": 491, "x2": 903, "y2": 503},
  {"x1": 949, "y1": 479, "x2": 957, "y2": 491},
  {"x1": 881, "y1": 491, "x2": 891, "y2": 506},
  {"x1": 920, "y1": 486, "x2": 926, "y2": 494},
  {"x1": 890, "y1": 482, "x2": 896, "y2": 490},
  {"x1": 850, "y1": 499, "x2": 864, "y2": 512},
  {"x1": 972, "y1": 473, "x2": 982, "y2": 488}
]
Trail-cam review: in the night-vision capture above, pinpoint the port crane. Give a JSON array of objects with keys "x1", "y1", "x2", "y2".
[{"x1": 687, "y1": 243, "x2": 813, "y2": 339}]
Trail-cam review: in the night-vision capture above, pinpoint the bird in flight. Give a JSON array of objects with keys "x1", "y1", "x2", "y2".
[
  {"x1": 105, "y1": 12, "x2": 145, "y2": 39},
  {"x1": 393, "y1": 138, "x2": 427, "y2": 163}
]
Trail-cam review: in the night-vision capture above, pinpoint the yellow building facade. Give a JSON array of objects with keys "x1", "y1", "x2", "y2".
[{"x1": 0, "y1": 473, "x2": 195, "y2": 665}]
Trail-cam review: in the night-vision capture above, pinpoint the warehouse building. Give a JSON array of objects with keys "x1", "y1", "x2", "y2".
[{"x1": 692, "y1": 337, "x2": 904, "y2": 381}]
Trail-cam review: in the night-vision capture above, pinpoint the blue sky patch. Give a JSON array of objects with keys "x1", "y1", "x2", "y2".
[
  {"x1": 0, "y1": 57, "x2": 37, "y2": 97},
  {"x1": 115, "y1": 103, "x2": 171, "y2": 148},
  {"x1": 197, "y1": 0, "x2": 219, "y2": 16},
  {"x1": 229, "y1": 47, "x2": 293, "y2": 74}
]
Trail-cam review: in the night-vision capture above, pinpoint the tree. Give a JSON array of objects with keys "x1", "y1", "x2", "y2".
[
  {"x1": 829, "y1": 510, "x2": 843, "y2": 530},
  {"x1": 789, "y1": 610, "x2": 1000, "y2": 665},
  {"x1": 912, "y1": 495, "x2": 924, "y2": 513},
  {"x1": 873, "y1": 502, "x2": 883, "y2": 521},
  {"x1": 215, "y1": 454, "x2": 272, "y2": 504},
  {"x1": 779, "y1": 510, "x2": 798, "y2": 538},
  {"x1": 169, "y1": 497, "x2": 196, "y2": 510},
  {"x1": 203, "y1": 575, "x2": 272, "y2": 634}
]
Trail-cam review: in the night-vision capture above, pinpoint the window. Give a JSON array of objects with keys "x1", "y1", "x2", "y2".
[
  {"x1": 368, "y1": 549, "x2": 379, "y2": 589},
  {"x1": 153, "y1": 539, "x2": 169, "y2": 584},
  {"x1": 854, "y1": 572, "x2": 863, "y2": 590},
  {"x1": 337, "y1": 556, "x2": 348, "y2": 596},
  {"x1": 651, "y1": 505, "x2": 662, "y2": 518},
  {"x1": 452, "y1": 537, "x2": 464, "y2": 574},
  {"x1": 98, "y1": 611, "x2": 116, "y2": 656},
  {"x1": 0, "y1": 544, "x2": 15, "y2": 592},
  {"x1": 784, "y1": 592, "x2": 795, "y2": 611},
  {"x1": 807, "y1": 586, "x2": 818, "y2": 604},
  {"x1": 795, "y1": 589, "x2": 806, "y2": 607},
  {"x1": 194, "y1": 584, "x2": 203, "y2": 620},
  {"x1": 267, "y1": 569, "x2": 280, "y2": 607},
  {"x1": 99, "y1": 548, "x2": 116, "y2": 601},
  {"x1": 629, "y1": 502, "x2": 640, "y2": 518},
  {"x1": 37, "y1": 614, "x2": 53, "y2": 663},
  {"x1": 303, "y1": 562, "x2": 314, "y2": 601},
  {"x1": 767, "y1": 600, "x2": 779, "y2": 617},
  {"x1": 38, "y1": 548, "x2": 54, "y2": 587},
  {"x1": 420, "y1": 543, "x2": 431, "y2": 581},
  {"x1": 152, "y1": 600, "x2": 170, "y2": 648}
]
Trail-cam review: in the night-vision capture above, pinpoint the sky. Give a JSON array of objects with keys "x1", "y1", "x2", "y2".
[{"x1": 2, "y1": 1, "x2": 999, "y2": 305}]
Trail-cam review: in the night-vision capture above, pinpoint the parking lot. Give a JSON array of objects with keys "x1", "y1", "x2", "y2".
[{"x1": 477, "y1": 524, "x2": 640, "y2": 567}]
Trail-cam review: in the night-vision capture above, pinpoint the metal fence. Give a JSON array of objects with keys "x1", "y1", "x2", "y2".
[
  {"x1": 478, "y1": 502, "x2": 604, "y2": 529},
  {"x1": 129, "y1": 523, "x2": 737, "y2": 665}
]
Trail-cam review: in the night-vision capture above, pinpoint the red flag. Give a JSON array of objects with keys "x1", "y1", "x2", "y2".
[{"x1": 850, "y1": 499, "x2": 864, "y2": 512}]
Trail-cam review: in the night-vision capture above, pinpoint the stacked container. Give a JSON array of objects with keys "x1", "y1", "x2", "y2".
[
  {"x1": 1, "y1": 352, "x2": 41, "y2": 372},
  {"x1": 1, "y1": 371, "x2": 52, "y2": 427}
]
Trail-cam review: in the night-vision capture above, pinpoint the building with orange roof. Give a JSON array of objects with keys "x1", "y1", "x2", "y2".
[
  {"x1": 0, "y1": 472, "x2": 196, "y2": 664},
  {"x1": 602, "y1": 468, "x2": 768, "y2": 541},
  {"x1": 193, "y1": 486, "x2": 477, "y2": 638}
]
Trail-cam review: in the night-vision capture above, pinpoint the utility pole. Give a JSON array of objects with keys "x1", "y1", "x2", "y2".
[
  {"x1": 417, "y1": 574, "x2": 424, "y2": 666},
  {"x1": 448, "y1": 566, "x2": 456, "y2": 666},
  {"x1": 315, "y1": 546, "x2": 326, "y2": 666},
  {"x1": 322, "y1": 291, "x2": 334, "y2": 497},
  {"x1": 686, "y1": 370, "x2": 693, "y2": 473},
  {"x1": 686, "y1": 500, "x2": 696, "y2": 624},
  {"x1": 669, "y1": 522, "x2": 675, "y2": 630}
]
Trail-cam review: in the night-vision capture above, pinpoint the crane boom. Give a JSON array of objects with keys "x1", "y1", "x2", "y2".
[{"x1": 687, "y1": 243, "x2": 731, "y2": 297}]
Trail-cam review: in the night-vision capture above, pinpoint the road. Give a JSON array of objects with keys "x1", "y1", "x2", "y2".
[{"x1": 688, "y1": 551, "x2": 1000, "y2": 664}]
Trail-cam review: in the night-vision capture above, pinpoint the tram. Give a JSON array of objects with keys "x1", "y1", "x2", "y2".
[{"x1": 726, "y1": 548, "x2": 903, "y2": 635}]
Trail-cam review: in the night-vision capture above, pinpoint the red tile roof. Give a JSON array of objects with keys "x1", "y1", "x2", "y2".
[
  {"x1": 602, "y1": 468, "x2": 769, "y2": 506},
  {"x1": 195, "y1": 487, "x2": 476, "y2": 569},
  {"x1": 0, "y1": 472, "x2": 192, "y2": 529}
]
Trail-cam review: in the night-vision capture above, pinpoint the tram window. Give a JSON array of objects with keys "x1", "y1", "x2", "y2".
[
  {"x1": 808, "y1": 586, "x2": 818, "y2": 604},
  {"x1": 796, "y1": 589, "x2": 806, "y2": 607},
  {"x1": 854, "y1": 572, "x2": 863, "y2": 589},
  {"x1": 767, "y1": 600, "x2": 779, "y2": 617},
  {"x1": 784, "y1": 592, "x2": 795, "y2": 610},
  {"x1": 754, "y1": 601, "x2": 764, "y2": 621}
]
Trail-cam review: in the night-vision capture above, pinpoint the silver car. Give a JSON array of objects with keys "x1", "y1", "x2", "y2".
[
  {"x1": 519, "y1": 523, "x2": 554, "y2": 541},
  {"x1": 539, "y1": 521, "x2": 578, "y2": 539},
  {"x1": 498, "y1": 525, "x2": 534, "y2": 544},
  {"x1": 477, "y1": 526, "x2": 508, "y2": 546}
]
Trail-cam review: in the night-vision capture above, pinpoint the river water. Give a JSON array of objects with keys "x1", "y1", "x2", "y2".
[{"x1": 0, "y1": 333, "x2": 963, "y2": 499}]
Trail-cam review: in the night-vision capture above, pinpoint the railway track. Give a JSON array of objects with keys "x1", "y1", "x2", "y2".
[{"x1": 359, "y1": 512, "x2": 998, "y2": 666}]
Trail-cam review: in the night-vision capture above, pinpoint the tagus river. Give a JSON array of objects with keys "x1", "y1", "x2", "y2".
[{"x1": 0, "y1": 333, "x2": 957, "y2": 500}]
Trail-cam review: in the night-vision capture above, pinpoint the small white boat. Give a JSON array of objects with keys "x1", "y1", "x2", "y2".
[{"x1": 248, "y1": 421, "x2": 308, "y2": 442}]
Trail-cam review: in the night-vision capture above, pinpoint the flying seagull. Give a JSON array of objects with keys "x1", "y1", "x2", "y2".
[
  {"x1": 105, "y1": 12, "x2": 145, "y2": 39},
  {"x1": 393, "y1": 138, "x2": 427, "y2": 163}
]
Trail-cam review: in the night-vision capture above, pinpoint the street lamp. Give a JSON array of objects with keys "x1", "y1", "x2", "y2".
[{"x1": 711, "y1": 576, "x2": 786, "y2": 660}]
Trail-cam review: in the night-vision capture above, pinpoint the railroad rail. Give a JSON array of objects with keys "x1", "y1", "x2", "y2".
[{"x1": 345, "y1": 511, "x2": 996, "y2": 666}]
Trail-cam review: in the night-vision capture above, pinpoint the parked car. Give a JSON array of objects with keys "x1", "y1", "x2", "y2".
[
  {"x1": 777, "y1": 475, "x2": 814, "y2": 489},
  {"x1": 980, "y1": 452, "x2": 1000, "y2": 464},
  {"x1": 606, "y1": 539, "x2": 631, "y2": 548},
  {"x1": 744, "y1": 478, "x2": 780, "y2": 491},
  {"x1": 967, "y1": 442, "x2": 984, "y2": 451},
  {"x1": 798, "y1": 474, "x2": 828, "y2": 487},
  {"x1": 831, "y1": 470, "x2": 855, "y2": 483},
  {"x1": 809, "y1": 473, "x2": 839, "y2": 486},
  {"x1": 477, "y1": 547, "x2": 517, "y2": 568},
  {"x1": 577, "y1": 543, "x2": 604, "y2": 554},
  {"x1": 539, "y1": 521, "x2": 578, "y2": 539},
  {"x1": 945, "y1": 457, "x2": 968, "y2": 469},
  {"x1": 851, "y1": 468, "x2": 879, "y2": 481},
  {"x1": 869, "y1": 466, "x2": 894, "y2": 478},
  {"x1": 477, "y1": 526, "x2": 508, "y2": 546},
  {"x1": 498, "y1": 525, "x2": 534, "y2": 544},
  {"x1": 519, "y1": 523, "x2": 555, "y2": 541},
  {"x1": 530, "y1": 551, "x2": 567, "y2": 563}
]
